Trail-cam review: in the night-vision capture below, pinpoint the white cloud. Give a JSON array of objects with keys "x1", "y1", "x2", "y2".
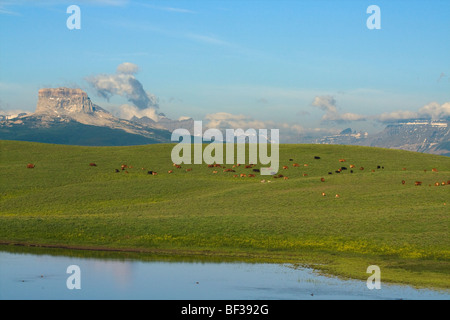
[
  {"x1": 311, "y1": 95, "x2": 366, "y2": 122},
  {"x1": 418, "y1": 102, "x2": 450, "y2": 120}
]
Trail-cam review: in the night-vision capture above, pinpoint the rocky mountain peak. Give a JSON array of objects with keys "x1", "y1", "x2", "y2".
[{"x1": 36, "y1": 87, "x2": 94, "y2": 114}]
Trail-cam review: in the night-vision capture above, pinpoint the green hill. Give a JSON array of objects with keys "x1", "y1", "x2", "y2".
[{"x1": 0, "y1": 140, "x2": 449, "y2": 289}]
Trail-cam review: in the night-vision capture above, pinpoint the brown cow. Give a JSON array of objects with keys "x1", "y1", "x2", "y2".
[
  {"x1": 435, "y1": 182, "x2": 440, "y2": 187},
  {"x1": 402, "y1": 180, "x2": 406, "y2": 185},
  {"x1": 282, "y1": 166, "x2": 288, "y2": 170},
  {"x1": 293, "y1": 163, "x2": 300, "y2": 167},
  {"x1": 321, "y1": 192, "x2": 326, "y2": 197},
  {"x1": 303, "y1": 173, "x2": 308, "y2": 177},
  {"x1": 360, "y1": 167, "x2": 364, "y2": 171},
  {"x1": 350, "y1": 164, "x2": 355, "y2": 168},
  {"x1": 89, "y1": 163, "x2": 97, "y2": 167},
  {"x1": 248, "y1": 174, "x2": 256, "y2": 178},
  {"x1": 432, "y1": 168, "x2": 438, "y2": 172},
  {"x1": 152, "y1": 172, "x2": 158, "y2": 176},
  {"x1": 415, "y1": 181, "x2": 422, "y2": 186},
  {"x1": 283, "y1": 176, "x2": 289, "y2": 180},
  {"x1": 121, "y1": 164, "x2": 128, "y2": 170},
  {"x1": 240, "y1": 173, "x2": 247, "y2": 177},
  {"x1": 27, "y1": 163, "x2": 35, "y2": 168},
  {"x1": 212, "y1": 171, "x2": 218, "y2": 174},
  {"x1": 168, "y1": 170, "x2": 173, "y2": 174},
  {"x1": 320, "y1": 178, "x2": 325, "y2": 182},
  {"x1": 186, "y1": 168, "x2": 192, "y2": 172},
  {"x1": 335, "y1": 194, "x2": 340, "y2": 198},
  {"x1": 339, "y1": 159, "x2": 346, "y2": 162}
]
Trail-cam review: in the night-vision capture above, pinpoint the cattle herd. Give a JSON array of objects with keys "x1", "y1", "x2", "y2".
[{"x1": 25, "y1": 156, "x2": 449, "y2": 193}]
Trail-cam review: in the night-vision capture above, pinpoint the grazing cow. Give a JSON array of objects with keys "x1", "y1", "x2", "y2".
[
  {"x1": 168, "y1": 170, "x2": 173, "y2": 174},
  {"x1": 441, "y1": 182, "x2": 446, "y2": 186},
  {"x1": 121, "y1": 164, "x2": 128, "y2": 170},
  {"x1": 213, "y1": 164, "x2": 222, "y2": 168},
  {"x1": 341, "y1": 167, "x2": 347, "y2": 170},
  {"x1": 350, "y1": 165, "x2": 355, "y2": 169},
  {"x1": 234, "y1": 175, "x2": 238, "y2": 178},
  {"x1": 186, "y1": 168, "x2": 192, "y2": 172},
  {"x1": 115, "y1": 169, "x2": 120, "y2": 173},
  {"x1": 147, "y1": 171, "x2": 153, "y2": 175},
  {"x1": 303, "y1": 173, "x2": 308, "y2": 176},
  {"x1": 402, "y1": 168, "x2": 407, "y2": 171},
  {"x1": 207, "y1": 164, "x2": 214, "y2": 168},
  {"x1": 283, "y1": 176, "x2": 289, "y2": 180},
  {"x1": 261, "y1": 179, "x2": 266, "y2": 183},
  {"x1": 320, "y1": 178, "x2": 325, "y2": 182},
  {"x1": 447, "y1": 180, "x2": 450, "y2": 185},
  {"x1": 335, "y1": 171, "x2": 340, "y2": 174},
  {"x1": 304, "y1": 164, "x2": 309, "y2": 167},
  {"x1": 328, "y1": 172, "x2": 333, "y2": 175},
  {"x1": 293, "y1": 163, "x2": 300, "y2": 167},
  {"x1": 175, "y1": 165, "x2": 182, "y2": 169},
  {"x1": 277, "y1": 174, "x2": 284, "y2": 178},
  {"x1": 289, "y1": 159, "x2": 293, "y2": 161},
  {"x1": 282, "y1": 166, "x2": 288, "y2": 170},
  {"x1": 321, "y1": 192, "x2": 326, "y2": 197},
  {"x1": 371, "y1": 169, "x2": 375, "y2": 172},
  {"x1": 402, "y1": 180, "x2": 406, "y2": 185},
  {"x1": 432, "y1": 168, "x2": 438, "y2": 172},
  {"x1": 248, "y1": 174, "x2": 256, "y2": 178},
  {"x1": 314, "y1": 156, "x2": 321, "y2": 160},
  {"x1": 377, "y1": 165, "x2": 381, "y2": 169},
  {"x1": 152, "y1": 172, "x2": 158, "y2": 176},
  {"x1": 89, "y1": 163, "x2": 97, "y2": 167},
  {"x1": 27, "y1": 163, "x2": 35, "y2": 168},
  {"x1": 213, "y1": 171, "x2": 218, "y2": 174},
  {"x1": 339, "y1": 159, "x2": 346, "y2": 162},
  {"x1": 253, "y1": 169, "x2": 260, "y2": 173},
  {"x1": 245, "y1": 165, "x2": 253, "y2": 169},
  {"x1": 240, "y1": 173, "x2": 247, "y2": 177},
  {"x1": 350, "y1": 170, "x2": 354, "y2": 173},
  {"x1": 360, "y1": 167, "x2": 364, "y2": 171},
  {"x1": 414, "y1": 181, "x2": 422, "y2": 186},
  {"x1": 435, "y1": 182, "x2": 440, "y2": 187},
  {"x1": 335, "y1": 194, "x2": 340, "y2": 198}
]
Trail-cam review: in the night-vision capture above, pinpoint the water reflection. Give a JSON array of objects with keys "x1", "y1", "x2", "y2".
[{"x1": 0, "y1": 245, "x2": 448, "y2": 300}]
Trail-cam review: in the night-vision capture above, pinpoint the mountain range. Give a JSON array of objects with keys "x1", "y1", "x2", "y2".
[
  {"x1": 0, "y1": 87, "x2": 449, "y2": 156},
  {"x1": 0, "y1": 88, "x2": 190, "y2": 146}
]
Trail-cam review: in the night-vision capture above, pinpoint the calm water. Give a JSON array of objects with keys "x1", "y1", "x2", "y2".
[{"x1": 0, "y1": 248, "x2": 448, "y2": 300}]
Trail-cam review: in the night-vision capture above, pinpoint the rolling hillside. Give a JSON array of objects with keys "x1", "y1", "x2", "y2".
[{"x1": 0, "y1": 140, "x2": 449, "y2": 289}]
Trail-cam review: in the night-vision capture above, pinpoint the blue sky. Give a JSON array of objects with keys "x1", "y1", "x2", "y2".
[{"x1": 0, "y1": 0, "x2": 449, "y2": 135}]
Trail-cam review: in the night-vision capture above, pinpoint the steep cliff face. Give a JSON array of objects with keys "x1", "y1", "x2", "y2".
[{"x1": 36, "y1": 88, "x2": 94, "y2": 114}]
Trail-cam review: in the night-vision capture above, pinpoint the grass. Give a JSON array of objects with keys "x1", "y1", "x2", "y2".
[{"x1": 0, "y1": 140, "x2": 449, "y2": 290}]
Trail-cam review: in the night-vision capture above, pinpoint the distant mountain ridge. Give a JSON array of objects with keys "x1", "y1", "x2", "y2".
[
  {"x1": 316, "y1": 120, "x2": 450, "y2": 156},
  {"x1": 0, "y1": 88, "x2": 181, "y2": 146}
]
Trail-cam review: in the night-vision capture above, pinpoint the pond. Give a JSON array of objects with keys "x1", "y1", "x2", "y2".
[{"x1": 0, "y1": 246, "x2": 448, "y2": 300}]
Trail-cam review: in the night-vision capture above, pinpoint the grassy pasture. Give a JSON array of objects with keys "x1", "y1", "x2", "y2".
[{"x1": 0, "y1": 140, "x2": 449, "y2": 289}]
